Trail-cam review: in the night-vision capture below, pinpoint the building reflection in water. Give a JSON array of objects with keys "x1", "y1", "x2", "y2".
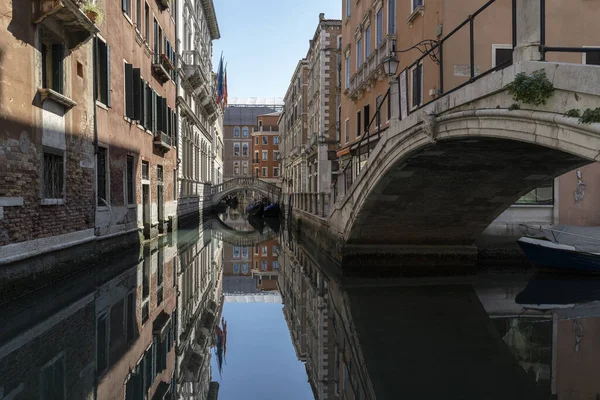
[
  {"x1": 4, "y1": 219, "x2": 600, "y2": 399},
  {"x1": 278, "y1": 227, "x2": 600, "y2": 400},
  {"x1": 0, "y1": 221, "x2": 224, "y2": 400}
]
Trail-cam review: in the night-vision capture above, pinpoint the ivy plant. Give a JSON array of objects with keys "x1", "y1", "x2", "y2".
[
  {"x1": 579, "y1": 108, "x2": 600, "y2": 124},
  {"x1": 506, "y1": 70, "x2": 555, "y2": 106},
  {"x1": 565, "y1": 109, "x2": 581, "y2": 118}
]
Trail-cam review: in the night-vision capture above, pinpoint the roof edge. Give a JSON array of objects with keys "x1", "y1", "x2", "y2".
[{"x1": 201, "y1": 0, "x2": 221, "y2": 40}]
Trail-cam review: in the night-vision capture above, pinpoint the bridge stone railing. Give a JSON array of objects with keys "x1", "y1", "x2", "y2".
[
  {"x1": 211, "y1": 177, "x2": 282, "y2": 200},
  {"x1": 290, "y1": 192, "x2": 331, "y2": 218}
]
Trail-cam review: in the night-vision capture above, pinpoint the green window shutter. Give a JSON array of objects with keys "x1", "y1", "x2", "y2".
[
  {"x1": 124, "y1": 63, "x2": 134, "y2": 119},
  {"x1": 51, "y1": 44, "x2": 63, "y2": 94},
  {"x1": 156, "y1": 95, "x2": 163, "y2": 133},
  {"x1": 105, "y1": 44, "x2": 111, "y2": 107},
  {"x1": 132, "y1": 68, "x2": 141, "y2": 121}
]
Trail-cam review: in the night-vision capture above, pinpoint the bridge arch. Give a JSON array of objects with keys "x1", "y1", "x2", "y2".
[
  {"x1": 211, "y1": 177, "x2": 282, "y2": 206},
  {"x1": 210, "y1": 217, "x2": 278, "y2": 246},
  {"x1": 330, "y1": 61, "x2": 600, "y2": 249}
]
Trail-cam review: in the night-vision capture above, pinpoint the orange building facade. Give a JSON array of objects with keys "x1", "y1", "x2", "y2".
[
  {"x1": 339, "y1": 0, "x2": 600, "y2": 235},
  {"x1": 252, "y1": 112, "x2": 281, "y2": 184}
]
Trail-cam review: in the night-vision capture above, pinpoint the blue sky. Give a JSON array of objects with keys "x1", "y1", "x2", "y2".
[
  {"x1": 212, "y1": 0, "x2": 341, "y2": 99},
  {"x1": 210, "y1": 303, "x2": 313, "y2": 399}
]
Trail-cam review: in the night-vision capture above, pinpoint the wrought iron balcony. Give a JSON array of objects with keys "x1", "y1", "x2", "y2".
[
  {"x1": 348, "y1": 34, "x2": 396, "y2": 100},
  {"x1": 152, "y1": 53, "x2": 173, "y2": 83},
  {"x1": 182, "y1": 50, "x2": 208, "y2": 91},
  {"x1": 154, "y1": 131, "x2": 172, "y2": 151},
  {"x1": 33, "y1": 0, "x2": 100, "y2": 51}
]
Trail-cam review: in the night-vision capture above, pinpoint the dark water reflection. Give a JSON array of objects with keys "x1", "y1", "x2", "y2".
[{"x1": 1, "y1": 219, "x2": 600, "y2": 399}]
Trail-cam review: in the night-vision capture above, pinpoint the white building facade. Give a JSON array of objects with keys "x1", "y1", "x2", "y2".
[{"x1": 176, "y1": 0, "x2": 221, "y2": 222}]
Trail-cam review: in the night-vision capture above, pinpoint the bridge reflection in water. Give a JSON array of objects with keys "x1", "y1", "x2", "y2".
[
  {"x1": 1, "y1": 219, "x2": 600, "y2": 399},
  {"x1": 278, "y1": 224, "x2": 600, "y2": 400}
]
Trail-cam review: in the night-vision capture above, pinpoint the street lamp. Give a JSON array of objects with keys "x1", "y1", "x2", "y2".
[{"x1": 382, "y1": 53, "x2": 399, "y2": 77}]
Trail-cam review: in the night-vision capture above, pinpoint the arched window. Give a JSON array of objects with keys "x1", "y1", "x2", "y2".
[
  {"x1": 242, "y1": 127, "x2": 249, "y2": 137},
  {"x1": 234, "y1": 127, "x2": 240, "y2": 137},
  {"x1": 242, "y1": 264, "x2": 248, "y2": 274},
  {"x1": 233, "y1": 264, "x2": 240, "y2": 274}
]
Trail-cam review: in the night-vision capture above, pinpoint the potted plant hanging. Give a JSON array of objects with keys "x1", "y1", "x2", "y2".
[{"x1": 83, "y1": 2, "x2": 104, "y2": 25}]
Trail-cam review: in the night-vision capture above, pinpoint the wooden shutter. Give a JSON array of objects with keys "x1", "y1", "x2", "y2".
[
  {"x1": 162, "y1": 98, "x2": 167, "y2": 134},
  {"x1": 105, "y1": 44, "x2": 111, "y2": 107},
  {"x1": 173, "y1": 110, "x2": 178, "y2": 147},
  {"x1": 146, "y1": 84, "x2": 151, "y2": 130},
  {"x1": 124, "y1": 63, "x2": 134, "y2": 119},
  {"x1": 156, "y1": 95, "x2": 163, "y2": 133},
  {"x1": 140, "y1": 80, "x2": 146, "y2": 127},
  {"x1": 152, "y1": 90, "x2": 157, "y2": 133},
  {"x1": 133, "y1": 68, "x2": 141, "y2": 121},
  {"x1": 51, "y1": 44, "x2": 63, "y2": 94}
]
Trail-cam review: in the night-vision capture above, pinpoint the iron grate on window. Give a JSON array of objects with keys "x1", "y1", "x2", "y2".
[{"x1": 43, "y1": 152, "x2": 64, "y2": 199}]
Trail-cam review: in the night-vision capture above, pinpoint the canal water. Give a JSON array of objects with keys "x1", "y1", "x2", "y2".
[{"x1": 1, "y1": 207, "x2": 600, "y2": 399}]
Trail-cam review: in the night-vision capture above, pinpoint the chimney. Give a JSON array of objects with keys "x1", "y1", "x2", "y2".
[{"x1": 319, "y1": 13, "x2": 325, "y2": 21}]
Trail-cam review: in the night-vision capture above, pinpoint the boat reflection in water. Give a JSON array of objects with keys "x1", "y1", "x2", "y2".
[{"x1": 278, "y1": 225, "x2": 600, "y2": 400}]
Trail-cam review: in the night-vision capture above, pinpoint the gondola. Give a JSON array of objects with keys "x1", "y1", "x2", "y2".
[
  {"x1": 247, "y1": 201, "x2": 264, "y2": 217},
  {"x1": 263, "y1": 202, "x2": 280, "y2": 218}
]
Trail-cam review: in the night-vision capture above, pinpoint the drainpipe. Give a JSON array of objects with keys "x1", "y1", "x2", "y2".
[
  {"x1": 92, "y1": 35, "x2": 99, "y2": 239},
  {"x1": 174, "y1": 0, "x2": 180, "y2": 210},
  {"x1": 92, "y1": 35, "x2": 98, "y2": 156}
]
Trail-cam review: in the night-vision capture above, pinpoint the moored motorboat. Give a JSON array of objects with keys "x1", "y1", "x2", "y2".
[{"x1": 517, "y1": 224, "x2": 600, "y2": 273}]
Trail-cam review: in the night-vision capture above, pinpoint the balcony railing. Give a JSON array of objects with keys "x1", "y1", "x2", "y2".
[
  {"x1": 152, "y1": 53, "x2": 173, "y2": 83},
  {"x1": 182, "y1": 50, "x2": 208, "y2": 91},
  {"x1": 154, "y1": 131, "x2": 172, "y2": 151},
  {"x1": 348, "y1": 34, "x2": 396, "y2": 100},
  {"x1": 33, "y1": 0, "x2": 100, "y2": 51}
]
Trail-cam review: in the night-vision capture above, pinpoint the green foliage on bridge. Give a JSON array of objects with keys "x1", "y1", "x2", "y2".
[{"x1": 506, "y1": 70, "x2": 555, "y2": 106}]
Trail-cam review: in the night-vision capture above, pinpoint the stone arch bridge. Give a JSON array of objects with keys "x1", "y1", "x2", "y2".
[
  {"x1": 210, "y1": 216, "x2": 278, "y2": 247},
  {"x1": 211, "y1": 177, "x2": 281, "y2": 206},
  {"x1": 291, "y1": 0, "x2": 600, "y2": 268}
]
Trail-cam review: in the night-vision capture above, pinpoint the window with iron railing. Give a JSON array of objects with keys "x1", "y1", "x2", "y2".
[{"x1": 43, "y1": 151, "x2": 64, "y2": 199}]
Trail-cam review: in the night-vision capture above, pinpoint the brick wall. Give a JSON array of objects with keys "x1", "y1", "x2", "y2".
[{"x1": 0, "y1": 2, "x2": 96, "y2": 246}]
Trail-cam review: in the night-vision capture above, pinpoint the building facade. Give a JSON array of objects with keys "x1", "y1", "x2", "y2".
[
  {"x1": 305, "y1": 15, "x2": 342, "y2": 194},
  {"x1": 339, "y1": 0, "x2": 600, "y2": 237},
  {"x1": 281, "y1": 60, "x2": 309, "y2": 196},
  {"x1": 175, "y1": 222, "x2": 223, "y2": 399},
  {"x1": 252, "y1": 112, "x2": 281, "y2": 184},
  {"x1": 93, "y1": 0, "x2": 178, "y2": 241},
  {"x1": 0, "y1": 1, "x2": 98, "y2": 260},
  {"x1": 223, "y1": 104, "x2": 279, "y2": 181},
  {"x1": 96, "y1": 238, "x2": 178, "y2": 400},
  {"x1": 177, "y1": 0, "x2": 221, "y2": 222}
]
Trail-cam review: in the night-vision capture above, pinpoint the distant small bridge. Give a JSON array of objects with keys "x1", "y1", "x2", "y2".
[
  {"x1": 211, "y1": 177, "x2": 282, "y2": 206},
  {"x1": 210, "y1": 217, "x2": 278, "y2": 247}
]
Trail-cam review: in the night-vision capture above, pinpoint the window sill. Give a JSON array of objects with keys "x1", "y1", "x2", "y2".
[
  {"x1": 40, "y1": 198, "x2": 65, "y2": 206},
  {"x1": 96, "y1": 100, "x2": 109, "y2": 111},
  {"x1": 97, "y1": 205, "x2": 110, "y2": 211},
  {"x1": 123, "y1": 12, "x2": 134, "y2": 26},
  {"x1": 144, "y1": 42, "x2": 152, "y2": 58},
  {"x1": 38, "y1": 88, "x2": 77, "y2": 111},
  {"x1": 407, "y1": 5, "x2": 425, "y2": 26},
  {"x1": 135, "y1": 29, "x2": 144, "y2": 47}
]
